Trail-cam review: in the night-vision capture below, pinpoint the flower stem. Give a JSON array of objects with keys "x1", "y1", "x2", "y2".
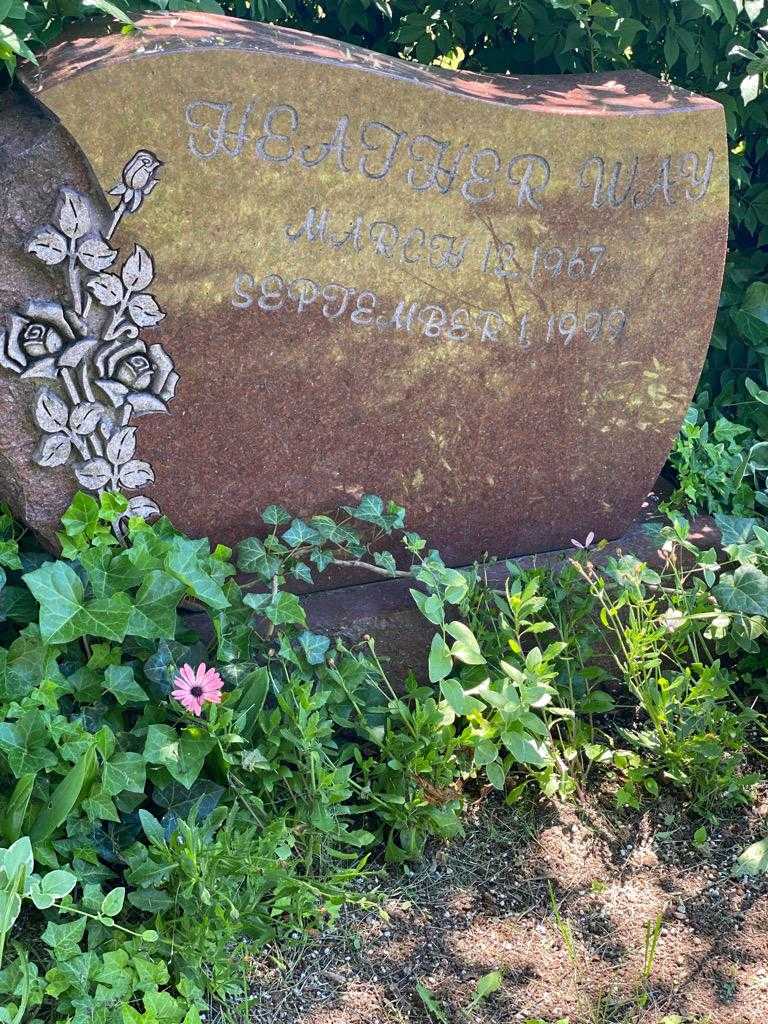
[
  {"x1": 81, "y1": 200, "x2": 127, "y2": 323},
  {"x1": 67, "y1": 250, "x2": 83, "y2": 316}
]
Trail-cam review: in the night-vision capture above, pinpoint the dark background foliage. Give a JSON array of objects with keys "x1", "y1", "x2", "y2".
[{"x1": 2, "y1": 0, "x2": 768, "y2": 510}]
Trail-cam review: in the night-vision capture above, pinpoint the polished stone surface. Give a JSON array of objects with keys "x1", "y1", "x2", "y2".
[{"x1": 1, "y1": 12, "x2": 728, "y2": 562}]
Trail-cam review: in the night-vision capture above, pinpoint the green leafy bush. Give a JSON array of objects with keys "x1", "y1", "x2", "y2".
[
  {"x1": 0, "y1": 489, "x2": 766, "y2": 1018},
  {"x1": 0, "y1": 492, "x2": 471, "y2": 1018},
  {"x1": 663, "y1": 406, "x2": 757, "y2": 516},
  {"x1": 407, "y1": 511, "x2": 768, "y2": 811}
]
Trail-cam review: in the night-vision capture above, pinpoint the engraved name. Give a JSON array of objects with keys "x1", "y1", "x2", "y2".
[{"x1": 184, "y1": 99, "x2": 714, "y2": 210}]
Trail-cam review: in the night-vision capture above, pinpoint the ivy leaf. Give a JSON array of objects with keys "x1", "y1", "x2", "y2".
[
  {"x1": 0, "y1": 629, "x2": 64, "y2": 702},
  {"x1": 143, "y1": 724, "x2": 215, "y2": 788},
  {"x1": 713, "y1": 565, "x2": 768, "y2": 615},
  {"x1": 373, "y1": 551, "x2": 397, "y2": 574},
  {"x1": 80, "y1": 593, "x2": 133, "y2": 641},
  {"x1": 42, "y1": 916, "x2": 87, "y2": 959},
  {"x1": 61, "y1": 492, "x2": 100, "y2": 537},
  {"x1": 103, "y1": 665, "x2": 148, "y2": 705},
  {"x1": 741, "y1": 282, "x2": 768, "y2": 331},
  {"x1": 298, "y1": 629, "x2": 330, "y2": 665},
  {"x1": 292, "y1": 562, "x2": 313, "y2": 585},
  {"x1": 82, "y1": 788, "x2": 120, "y2": 823},
  {"x1": 127, "y1": 889, "x2": 174, "y2": 912},
  {"x1": 127, "y1": 570, "x2": 185, "y2": 640},
  {"x1": 265, "y1": 591, "x2": 307, "y2": 627},
  {"x1": 237, "y1": 536, "x2": 280, "y2": 579},
  {"x1": 282, "y1": 518, "x2": 320, "y2": 547},
  {"x1": 23, "y1": 560, "x2": 84, "y2": 644},
  {"x1": 713, "y1": 513, "x2": 756, "y2": 546},
  {"x1": 261, "y1": 504, "x2": 291, "y2": 526},
  {"x1": 343, "y1": 494, "x2": 386, "y2": 526},
  {"x1": 93, "y1": 947, "x2": 133, "y2": 999},
  {"x1": 165, "y1": 537, "x2": 229, "y2": 611}
]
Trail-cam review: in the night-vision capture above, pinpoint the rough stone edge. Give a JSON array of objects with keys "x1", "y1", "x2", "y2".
[{"x1": 20, "y1": 12, "x2": 721, "y2": 119}]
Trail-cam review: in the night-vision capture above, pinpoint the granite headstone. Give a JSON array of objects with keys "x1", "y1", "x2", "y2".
[{"x1": 0, "y1": 13, "x2": 728, "y2": 564}]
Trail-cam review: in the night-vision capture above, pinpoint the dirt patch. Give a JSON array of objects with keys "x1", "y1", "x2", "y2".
[{"x1": 237, "y1": 791, "x2": 768, "y2": 1024}]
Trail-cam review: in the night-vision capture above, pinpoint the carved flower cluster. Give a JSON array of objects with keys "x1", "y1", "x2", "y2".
[{"x1": 0, "y1": 151, "x2": 176, "y2": 517}]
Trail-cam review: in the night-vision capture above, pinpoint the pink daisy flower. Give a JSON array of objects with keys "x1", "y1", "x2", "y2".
[{"x1": 171, "y1": 663, "x2": 224, "y2": 717}]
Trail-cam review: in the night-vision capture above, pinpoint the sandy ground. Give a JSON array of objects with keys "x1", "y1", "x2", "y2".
[{"x1": 238, "y1": 791, "x2": 768, "y2": 1024}]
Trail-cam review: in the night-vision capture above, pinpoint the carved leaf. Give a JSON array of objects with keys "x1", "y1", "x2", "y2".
[
  {"x1": 34, "y1": 433, "x2": 72, "y2": 468},
  {"x1": 69, "y1": 402, "x2": 105, "y2": 436},
  {"x1": 57, "y1": 189, "x2": 92, "y2": 241},
  {"x1": 75, "y1": 459, "x2": 112, "y2": 491},
  {"x1": 99, "y1": 415, "x2": 117, "y2": 440},
  {"x1": 106, "y1": 426, "x2": 137, "y2": 467},
  {"x1": 127, "y1": 293, "x2": 165, "y2": 328},
  {"x1": 121, "y1": 245, "x2": 154, "y2": 292},
  {"x1": 119, "y1": 460, "x2": 154, "y2": 490},
  {"x1": 34, "y1": 388, "x2": 69, "y2": 433},
  {"x1": 77, "y1": 236, "x2": 118, "y2": 272},
  {"x1": 87, "y1": 273, "x2": 125, "y2": 307},
  {"x1": 127, "y1": 495, "x2": 160, "y2": 520},
  {"x1": 26, "y1": 226, "x2": 68, "y2": 265}
]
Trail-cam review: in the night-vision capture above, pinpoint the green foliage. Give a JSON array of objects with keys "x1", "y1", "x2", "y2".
[
  {"x1": 0, "y1": 492, "x2": 468, "y2": 1019},
  {"x1": 0, "y1": 488, "x2": 766, "y2": 1018},
  {"x1": 663, "y1": 407, "x2": 757, "y2": 516},
  {"x1": 407, "y1": 512, "x2": 768, "y2": 812}
]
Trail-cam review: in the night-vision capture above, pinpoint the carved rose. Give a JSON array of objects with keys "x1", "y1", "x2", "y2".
[
  {"x1": 109, "y1": 151, "x2": 162, "y2": 212},
  {"x1": 93, "y1": 337, "x2": 179, "y2": 415},
  {"x1": 0, "y1": 300, "x2": 98, "y2": 379}
]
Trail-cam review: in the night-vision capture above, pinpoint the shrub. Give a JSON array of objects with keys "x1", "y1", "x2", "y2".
[{"x1": 0, "y1": 490, "x2": 767, "y2": 1017}]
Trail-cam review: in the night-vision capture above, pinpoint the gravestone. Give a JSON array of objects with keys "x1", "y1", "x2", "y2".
[{"x1": 0, "y1": 12, "x2": 728, "y2": 565}]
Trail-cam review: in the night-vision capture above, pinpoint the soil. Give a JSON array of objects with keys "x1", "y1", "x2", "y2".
[{"x1": 238, "y1": 789, "x2": 768, "y2": 1024}]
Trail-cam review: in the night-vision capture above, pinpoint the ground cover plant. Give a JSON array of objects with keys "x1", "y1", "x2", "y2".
[{"x1": 0, "y1": 491, "x2": 766, "y2": 1022}]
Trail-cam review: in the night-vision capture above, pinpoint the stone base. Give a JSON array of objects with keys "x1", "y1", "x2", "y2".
[{"x1": 301, "y1": 486, "x2": 717, "y2": 681}]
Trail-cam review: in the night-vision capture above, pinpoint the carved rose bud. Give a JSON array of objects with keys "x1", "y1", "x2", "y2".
[
  {"x1": 109, "y1": 150, "x2": 163, "y2": 213},
  {"x1": 93, "y1": 336, "x2": 178, "y2": 416},
  {"x1": 0, "y1": 300, "x2": 99, "y2": 379}
]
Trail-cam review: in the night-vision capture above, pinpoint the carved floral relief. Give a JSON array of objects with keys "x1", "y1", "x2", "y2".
[{"x1": 0, "y1": 150, "x2": 175, "y2": 520}]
